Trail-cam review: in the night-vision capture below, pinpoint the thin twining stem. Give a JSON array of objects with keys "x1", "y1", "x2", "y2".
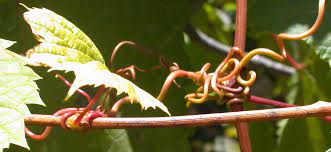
[
  {"x1": 185, "y1": 76, "x2": 212, "y2": 104},
  {"x1": 157, "y1": 70, "x2": 199, "y2": 101},
  {"x1": 248, "y1": 95, "x2": 295, "y2": 108},
  {"x1": 236, "y1": 71, "x2": 256, "y2": 87},
  {"x1": 211, "y1": 47, "x2": 243, "y2": 97},
  {"x1": 72, "y1": 85, "x2": 105, "y2": 126},
  {"x1": 108, "y1": 96, "x2": 131, "y2": 116},
  {"x1": 25, "y1": 108, "x2": 84, "y2": 140},
  {"x1": 109, "y1": 41, "x2": 169, "y2": 81},
  {"x1": 116, "y1": 65, "x2": 163, "y2": 80},
  {"x1": 110, "y1": 41, "x2": 153, "y2": 66},
  {"x1": 157, "y1": 47, "x2": 287, "y2": 104},
  {"x1": 157, "y1": 1, "x2": 325, "y2": 108},
  {"x1": 239, "y1": 48, "x2": 284, "y2": 68},
  {"x1": 25, "y1": 75, "x2": 95, "y2": 140},
  {"x1": 274, "y1": 0, "x2": 325, "y2": 69},
  {"x1": 185, "y1": 25, "x2": 295, "y2": 75},
  {"x1": 109, "y1": 40, "x2": 168, "y2": 70},
  {"x1": 276, "y1": 0, "x2": 325, "y2": 42},
  {"x1": 55, "y1": 74, "x2": 92, "y2": 103}
]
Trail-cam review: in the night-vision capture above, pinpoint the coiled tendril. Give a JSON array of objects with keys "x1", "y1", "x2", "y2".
[{"x1": 156, "y1": 0, "x2": 325, "y2": 106}]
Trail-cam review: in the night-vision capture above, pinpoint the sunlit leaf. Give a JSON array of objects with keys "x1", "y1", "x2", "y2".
[
  {"x1": 0, "y1": 38, "x2": 44, "y2": 151},
  {"x1": 22, "y1": 6, "x2": 170, "y2": 115},
  {"x1": 0, "y1": 38, "x2": 15, "y2": 49}
]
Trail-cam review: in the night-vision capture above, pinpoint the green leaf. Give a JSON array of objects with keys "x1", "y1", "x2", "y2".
[
  {"x1": 9, "y1": 128, "x2": 133, "y2": 152},
  {"x1": 279, "y1": 69, "x2": 330, "y2": 152},
  {"x1": 22, "y1": 5, "x2": 104, "y2": 63},
  {"x1": 22, "y1": 6, "x2": 170, "y2": 115},
  {"x1": 0, "y1": 39, "x2": 44, "y2": 151},
  {"x1": 316, "y1": 34, "x2": 331, "y2": 67},
  {"x1": 103, "y1": 129, "x2": 133, "y2": 152}
]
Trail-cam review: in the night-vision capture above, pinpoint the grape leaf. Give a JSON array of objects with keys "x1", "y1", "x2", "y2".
[
  {"x1": 22, "y1": 6, "x2": 170, "y2": 115},
  {"x1": 0, "y1": 38, "x2": 44, "y2": 151},
  {"x1": 316, "y1": 34, "x2": 331, "y2": 67}
]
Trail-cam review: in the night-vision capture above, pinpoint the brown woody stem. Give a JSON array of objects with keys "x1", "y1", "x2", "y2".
[
  {"x1": 248, "y1": 95, "x2": 331, "y2": 122},
  {"x1": 25, "y1": 101, "x2": 331, "y2": 128}
]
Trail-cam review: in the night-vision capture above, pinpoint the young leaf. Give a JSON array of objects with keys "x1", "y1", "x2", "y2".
[
  {"x1": 0, "y1": 38, "x2": 44, "y2": 151},
  {"x1": 22, "y1": 6, "x2": 170, "y2": 115}
]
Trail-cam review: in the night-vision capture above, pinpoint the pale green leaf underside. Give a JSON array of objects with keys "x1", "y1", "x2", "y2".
[
  {"x1": 0, "y1": 46, "x2": 44, "y2": 151},
  {"x1": 23, "y1": 7, "x2": 170, "y2": 115}
]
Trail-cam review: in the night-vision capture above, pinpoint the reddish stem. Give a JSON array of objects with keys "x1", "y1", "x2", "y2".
[
  {"x1": 110, "y1": 41, "x2": 150, "y2": 67},
  {"x1": 248, "y1": 95, "x2": 296, "y2": 108},
  {"x1": 116, "y1": 65, "x2": 163, "y2": 80},
  {"x1": 56, "y1": 74, "x2": 92, "y2": 103},
  {"x1": 234, "y1": 0, "x2": 247, "y2": 52},
  {"x1": 73, "y1": 85, "x2": 105, "y2": 126},
  {"x1": 109, "y1": 41, "x2": 169, "y2": 69},
  {"x1": 232, "y1": 0, "x2": 251, "y2": 152},
  {"x1": 109, "y1": 96, "x2": 131, "y2": 116},
  {"x1": 273, "y1": 0, "x2": 325, "y2": 70},
  {"x1": 217, "y1": 84, "x2": 243, "y2": 93},
  {"x1": 25, "y1": 108, "x2": 83, "y2": 140},
  {"x1": 286, "y1": 53, "x2": 304, "y2": 69},
  {"x1": 24, "y1": 126, "x2": 53, "y2": 141},
  {"x1": 157, "y1": 70, "x2": 198, "y2": 101},
  {"x1": 231, "y1": 102, "x2": 252, "y2": 152}
]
